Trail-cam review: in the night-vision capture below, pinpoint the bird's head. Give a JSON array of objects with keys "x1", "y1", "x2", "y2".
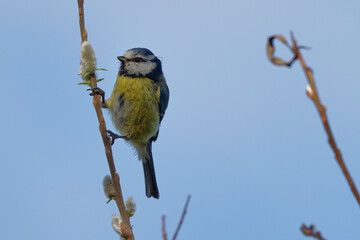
[{"x1": 118, "y1": 48, "x2": 163, "y2": 79}]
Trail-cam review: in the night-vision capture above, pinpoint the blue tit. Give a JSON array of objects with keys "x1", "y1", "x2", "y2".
[{"x1": 103, "y1": 48, "x2": 169, "y2": 199}]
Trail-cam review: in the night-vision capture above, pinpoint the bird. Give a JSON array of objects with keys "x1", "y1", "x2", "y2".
[{"x1": 91, "y1": 48, "x2": 169, "y2": 199}]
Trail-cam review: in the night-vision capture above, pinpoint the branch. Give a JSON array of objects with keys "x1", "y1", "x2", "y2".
[
  {"x1": 301, "y1": 224, "x2": 326, "y2": 240},
  {"x1": 267, "y1": 33, "x2": 360, "y2": 207},
  {"x1": 162, "y1": 216, "x2": 168, "y2": 240},
  {"x1": 172, "y1": 195, "x2": 191, "y2": 240},
  {"x1": 77, "y1": 0, "x2": 87, "y2": 43},
  {"x1": 76, "y1": 1, "x2": 134, "y2": 238}
]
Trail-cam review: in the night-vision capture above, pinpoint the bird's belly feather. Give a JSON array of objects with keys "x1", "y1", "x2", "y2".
[{"x1": 110, "y1": 76, "x2": 159, "y2": 145}]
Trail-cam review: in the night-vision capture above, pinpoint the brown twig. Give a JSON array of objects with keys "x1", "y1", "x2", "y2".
[
  {"x1": 77, "y1": 0, "x2": 87, "y2": 43},
  {"x1": 301, "y1": 224, "x2": 326, "y2": 240},
  {"x1": 267, "y1": 33, "x2": 360, "y2": 207},
  {"x1": 291, "y1": 33, "x2": 360, "y2": 207},
  {"x1": 162, "y1": 216, "x2": 168, "y2": 240},
  {"x1": 172, "y1": 195, "x2": 191, "y2": 240},
  {"x1": 76, "y1": 1, "x2": 134, "y2": 238}
]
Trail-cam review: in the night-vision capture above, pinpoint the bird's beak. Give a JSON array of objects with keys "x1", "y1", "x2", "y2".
[{"x1": 117, "y1": 56, "x2": 126, "y2": 62}]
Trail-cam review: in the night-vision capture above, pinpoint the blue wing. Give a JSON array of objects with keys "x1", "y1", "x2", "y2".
[
  {"x1": 159, "y1": 83, "x2": 169, "y2": 123},
  {"x1": 150, "y1": 78, "x2": 169, "y2": 142}
]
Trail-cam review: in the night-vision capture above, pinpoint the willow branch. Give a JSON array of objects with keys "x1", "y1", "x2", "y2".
[
  {"x1": 267, "y1": 33, "x2": 360, "y2": 207},
  {"x1": 172, "y1": 195, "x2": 191, "y2": 240},
  {"x1": 77, "y1": 0, "x2": 87, "y2": 43},
  {"x1": 76, "y1": 0, "x2": 134, "y2": 238}
]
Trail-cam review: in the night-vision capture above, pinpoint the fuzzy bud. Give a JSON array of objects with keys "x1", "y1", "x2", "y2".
[
  {"x1": 112, "y1": 215, "x2": 124, "y2": 235},
  {"x1": 103, "y1": 175, "x2": 116, "y2": 199},
  {"x1": 112, "y1": 215, "x2": 129, "y2": 240},
  {"x1": 125, "y1": 197, "x2": 136, "y2": 217},
  {"x1": 79, "y1": 41, "x2": 97, "y2": 77}
]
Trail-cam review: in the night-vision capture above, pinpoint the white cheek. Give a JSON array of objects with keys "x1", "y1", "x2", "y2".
[{"x1": 126, "y1": 62, "x2": 156, "y2": 76}]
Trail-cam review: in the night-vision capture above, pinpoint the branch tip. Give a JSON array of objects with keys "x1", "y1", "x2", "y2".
[{"x1": 172, "y1": 195, "x2": 191, "y2": 240}]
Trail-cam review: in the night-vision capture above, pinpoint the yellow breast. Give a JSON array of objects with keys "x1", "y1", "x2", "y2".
[{"x1": 107, "y1": 75, "x2": 160, "y2": 145}]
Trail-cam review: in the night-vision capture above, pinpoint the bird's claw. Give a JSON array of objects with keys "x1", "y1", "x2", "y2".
[
  {"x1": 107, "y1": 130, "x2": 127, "y2": 145},
  {"x1": 87, "y1": 87, "x2": 105, "y2": 104},
  {"x1": 87, "y1": 87, "x2": 104, "y2": 96}
]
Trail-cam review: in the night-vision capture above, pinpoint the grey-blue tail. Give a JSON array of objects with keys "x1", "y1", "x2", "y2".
[{"x1": 142, "y1": 141, "x2": 159, "y2": 199}]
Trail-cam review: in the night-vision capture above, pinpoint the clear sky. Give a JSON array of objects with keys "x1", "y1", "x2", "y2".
[{"x1": 1, "y1": 0, "x2": 360, "y2": 239}]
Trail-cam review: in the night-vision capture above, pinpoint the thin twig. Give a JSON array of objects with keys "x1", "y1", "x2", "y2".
[
  {"x1": 76, "y1": 1, "x2": 134, "y2": 238},
  {"x1": 301, "y1": 224, "x2": 326, "y2": 240},
  {"x1": 172, "y1": 195, "x2": 191, "y2": 240},
  {"x1": 77, "y1": 0, "x2": 87, "y2": 43},
  {"x1": 289, "y1": 33, "x2": 360, "y2": 207},
  {"x1": 162, "y1": 216, "x2": 168, "y2": 240},
  {"x1": 267, "y1": 33, "x2": 360, "y2": 207}
]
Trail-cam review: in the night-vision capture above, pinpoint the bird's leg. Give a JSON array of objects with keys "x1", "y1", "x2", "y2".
[
  {"x1": 87, "y1": 87, "x2": 106, "y2": 106},
  {"x1": 107, "y1": 130, "x2": 128, "y2": 145}
]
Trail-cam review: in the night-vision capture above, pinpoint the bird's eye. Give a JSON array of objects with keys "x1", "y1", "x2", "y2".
[{"x1": 134, "y1": 57, "x2": 142, "y2": 62}]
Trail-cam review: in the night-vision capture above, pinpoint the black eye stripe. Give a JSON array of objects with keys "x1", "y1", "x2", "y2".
[{"x1": 129, "y1": 57, "x2": 146, "y2": 62}]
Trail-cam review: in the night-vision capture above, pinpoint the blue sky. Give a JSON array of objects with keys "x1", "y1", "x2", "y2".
[{"x1": 1, "y1": 0, "x2": 360, "y2": 239}]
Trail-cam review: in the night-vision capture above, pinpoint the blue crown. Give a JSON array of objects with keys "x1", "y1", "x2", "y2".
[{"x1": 128, "y1": 48, "x2": 155, "y2": 57}]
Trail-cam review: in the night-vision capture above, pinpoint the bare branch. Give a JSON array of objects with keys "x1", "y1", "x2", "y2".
[
  {"x1": 76, "y1": 0, "x2": 87, "y2": 43},
  {"x1": 172, "y1": 195, "x2": 191, "y2": 240},
  {"x1": 301, "y1": 224, "x2": 326, "y2": 240},
  {"x1": 162, "y1": 216, "x2": 168, "y2": 240},
  {"x1": 76, "y1": 1, "x2": 134, "y2": 238},
  {"x1": 267, "y1": 33, "x2": 360, "y2": 207}
]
